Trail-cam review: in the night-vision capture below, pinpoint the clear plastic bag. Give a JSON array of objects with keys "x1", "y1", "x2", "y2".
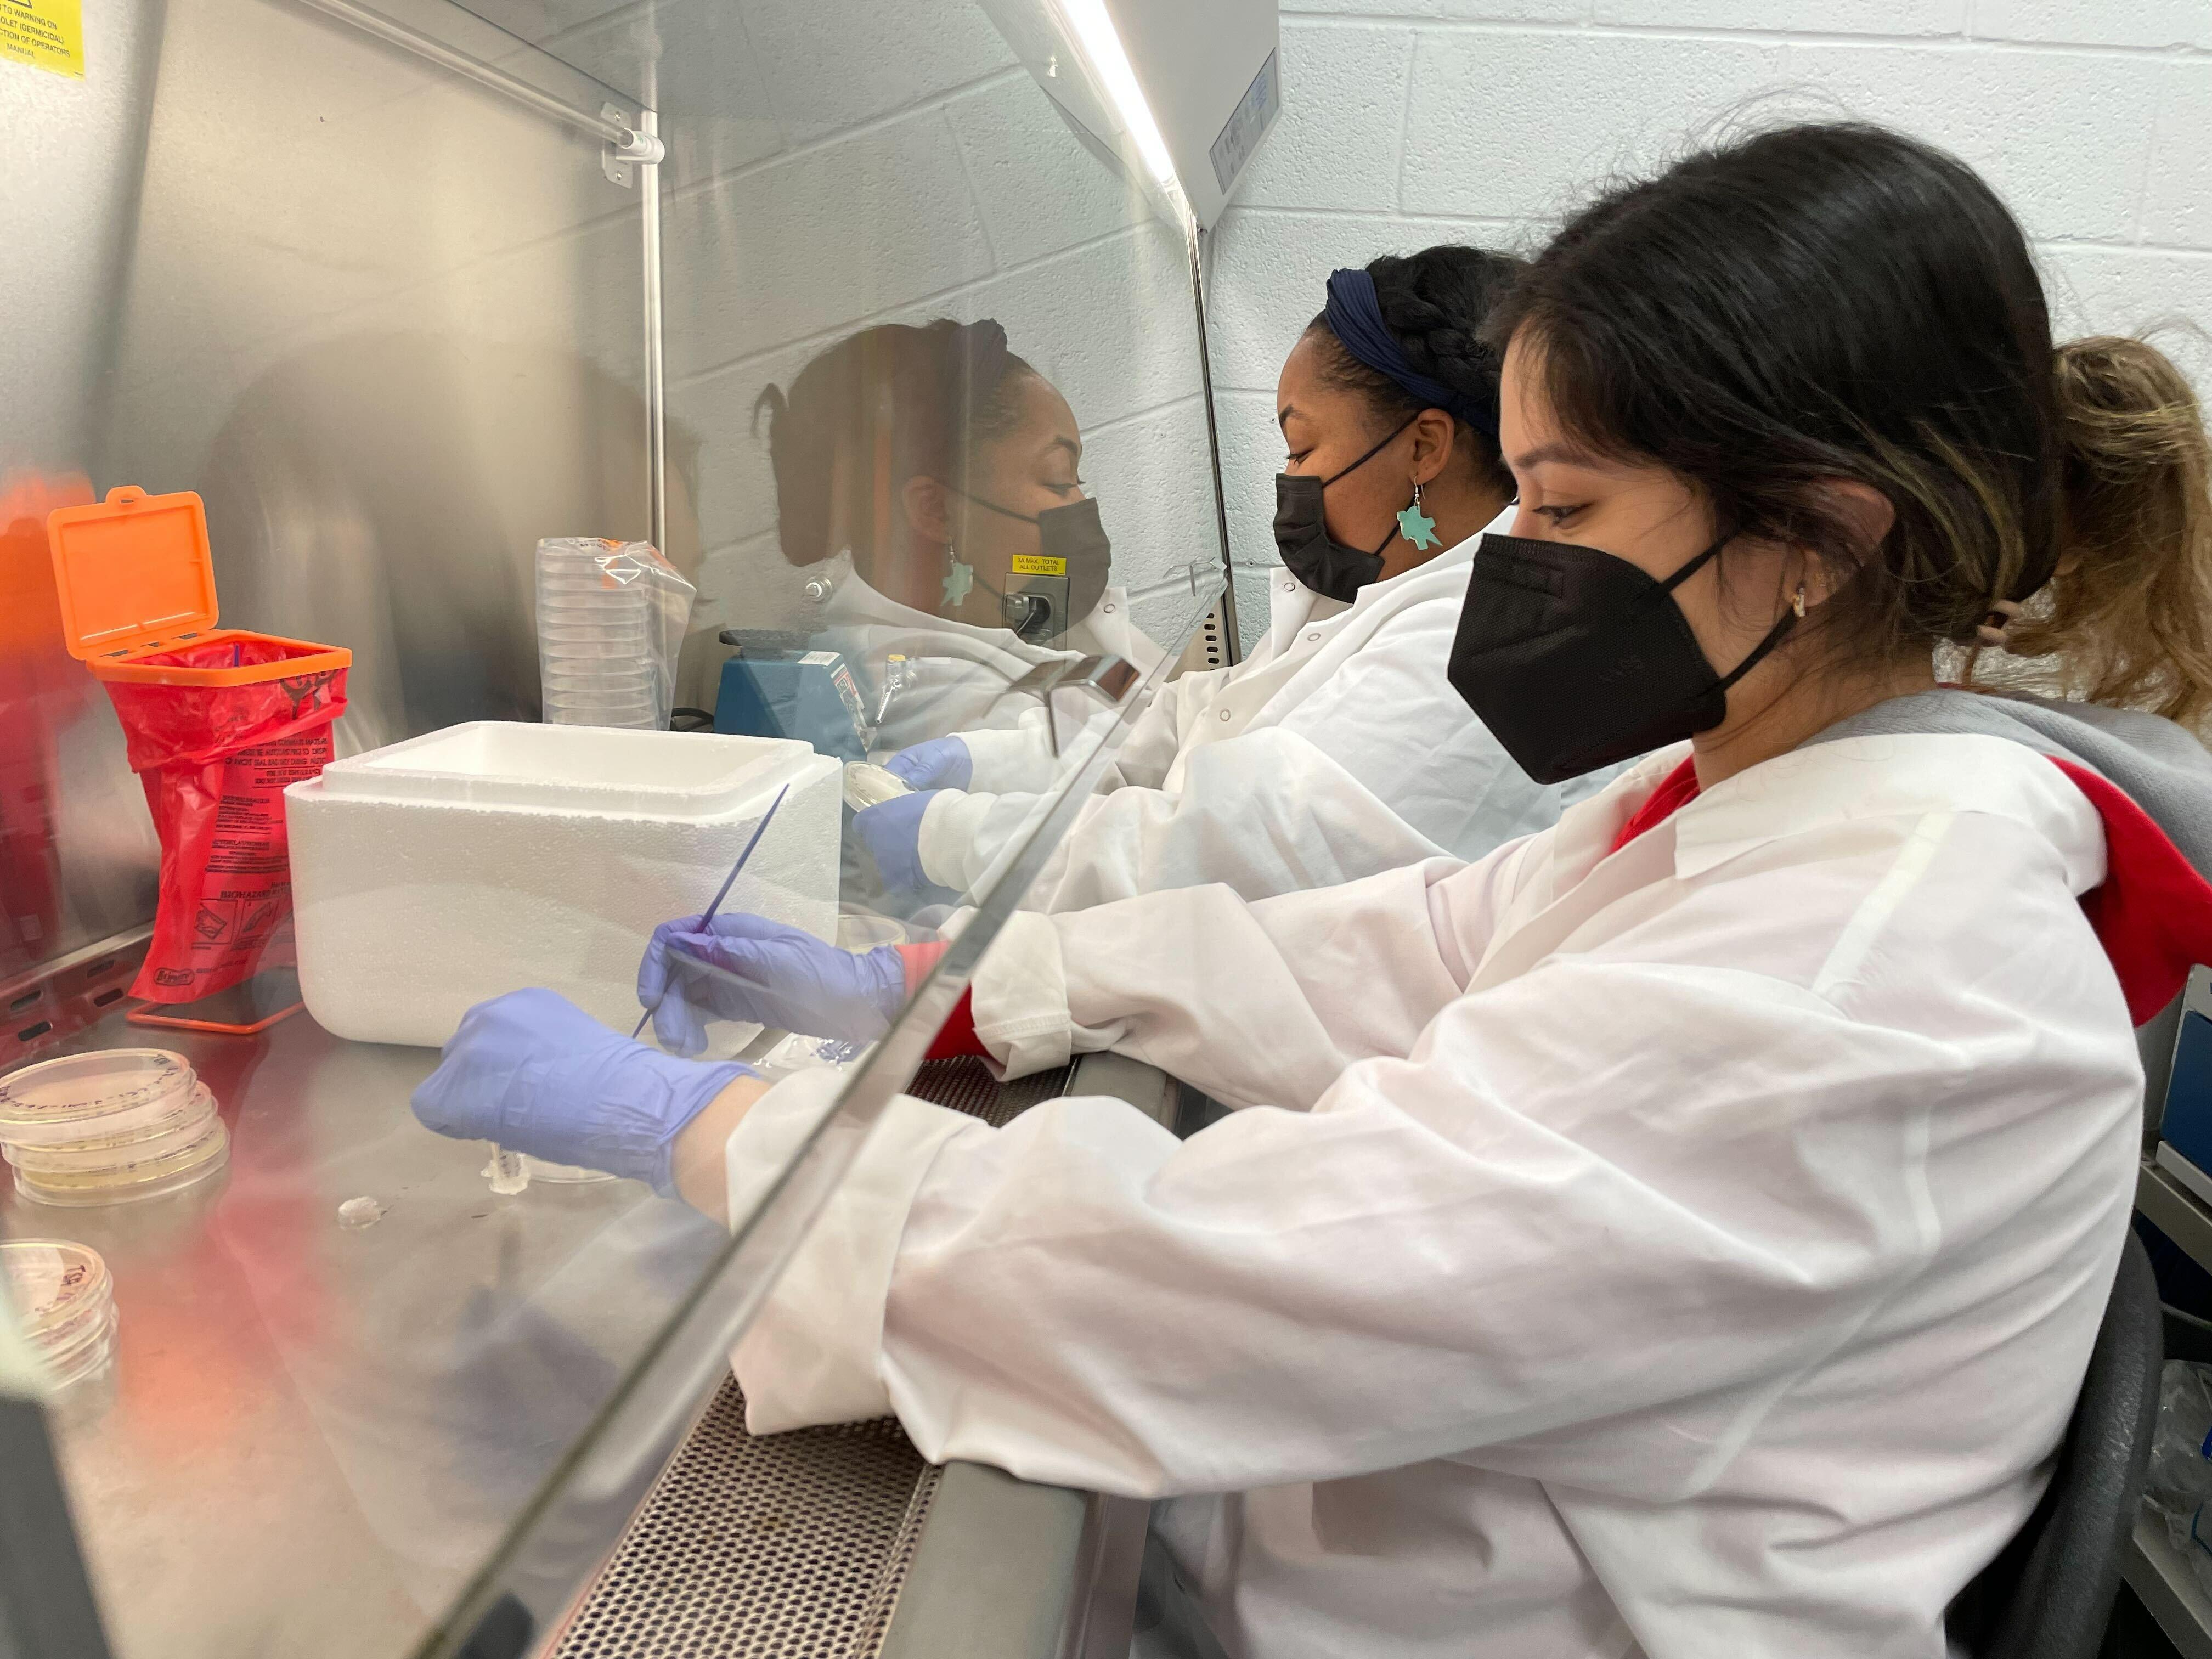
[
  {"x1": 757, "y1": 1031, "x2": 872, "y2": 1076},
  {"x1": 535, "y1": 538, "x2": 696, "y2": 731},
  {"x1": 2147, "y1": 1361, "x2": 2212, "y2": 1596}
]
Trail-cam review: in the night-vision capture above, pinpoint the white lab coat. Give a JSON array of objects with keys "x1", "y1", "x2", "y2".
[
  {"x1": 723, "y1": 732, "x2": 2142, "y2": 1656},
  {"x1": 802, "y1": 554, "x2": 1165, "y2": 754},
  {"x1": 917, "y1": 512, "x2": 1613, "y2": 911}
]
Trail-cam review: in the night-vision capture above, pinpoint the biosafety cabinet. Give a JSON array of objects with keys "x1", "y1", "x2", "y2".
[{"x1": 0, "y1": 0, "x2": 1277, "y2": 1653}]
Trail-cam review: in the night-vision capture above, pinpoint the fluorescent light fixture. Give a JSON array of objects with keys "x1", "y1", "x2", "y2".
[{"x1": 1054, "y1": 0, "x2": 1182, "y2": 200}]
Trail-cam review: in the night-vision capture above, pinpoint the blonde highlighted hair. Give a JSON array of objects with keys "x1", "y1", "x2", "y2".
[{"x1": 1970, "y1": 336, "x2": 2212, "y2": 731}]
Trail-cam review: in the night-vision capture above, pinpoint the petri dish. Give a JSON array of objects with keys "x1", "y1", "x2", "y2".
[
  {"x1": 537, "y1": 579, "x2": 646, "y2": 597},
  {"x1": 842, "y1": 762, "x2": 913, "y2": 812},
  {"x1": 5, "y1": 1087, "x2": 219, "y2": 1174},
  {"x1": 539, "y1": 666, "x2": 653, "y2": 684},
  {"x1": 0, "y1": 1050, "x2": 199, "y2": 1148},
  {"x1": 538, "y1": 641, "x2": 652, "y2": 656},
  {"x1": 520, "y1": 1155, "x2": 617, "y2": 1184},
  {"x1": 836, "y1": 911, "x2": 911, "y2": 950},
  {"x1": 0, "y1": 1239, "x2": 112, "y2": 1342},
  {"x1": 13, "y1": 1122, "x2": 229, "y2": 1208},
  {"x1": 537, "y1": 611, "x2": 652, "y2": 628}
]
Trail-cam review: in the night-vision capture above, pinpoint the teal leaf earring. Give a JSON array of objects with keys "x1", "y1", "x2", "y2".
[
  {"x1": 942, "y1": 544, "x2": 974, "y2": 607},
  {"x1": 1397, "y1": 481, "x2": 1439, "y2": 551}
]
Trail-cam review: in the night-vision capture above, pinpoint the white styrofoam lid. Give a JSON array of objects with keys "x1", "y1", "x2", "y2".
[{"x1": 315, "y1": 723, "x2": 817, "y2": 816}]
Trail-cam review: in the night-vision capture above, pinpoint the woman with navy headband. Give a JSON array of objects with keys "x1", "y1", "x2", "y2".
[{"x1": 769, "y1": 246, "x2": 1611, "y2": 952}]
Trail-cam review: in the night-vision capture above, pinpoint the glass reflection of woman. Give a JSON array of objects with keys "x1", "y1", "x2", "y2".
[{"x1": 753, "y1": 319, "x2": 1160, "y2": 753}]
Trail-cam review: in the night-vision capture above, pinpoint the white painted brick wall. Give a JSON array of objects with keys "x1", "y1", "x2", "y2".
[{"x1": 1211, "y1": 2, "x2": 2212, "y2": 642}]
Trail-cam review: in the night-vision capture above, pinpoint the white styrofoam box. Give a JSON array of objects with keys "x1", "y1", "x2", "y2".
[{"x1": 286, "y1": 724, "x2": 840, "y2": 1051}]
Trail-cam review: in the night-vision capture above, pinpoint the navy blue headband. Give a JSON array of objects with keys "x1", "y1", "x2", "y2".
[{"x1": 1322, "y1": 268, "x2": 1498, "y2": 439}]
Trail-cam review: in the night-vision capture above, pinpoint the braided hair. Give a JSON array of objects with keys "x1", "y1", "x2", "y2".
[
  {"x1": 1306, "y1": 245, "x2": 1521, "y2": 496},
  {"x1": 754, "y1": 319, "x2": 1038, "y2": 567}
]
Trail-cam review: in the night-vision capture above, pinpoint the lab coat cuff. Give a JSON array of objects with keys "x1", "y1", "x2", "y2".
[
  {"x1": 959, "y1": 724, "x2": 1055, "y2": 793},
  {"x1": 968, "y1": 910, "x2": 1075, "y2": 1079},
  {"x1": 916, "y1": 788, "x2": 996, "y2": 889},
  {"x1": 725, "y1": 1069, "x2": 975, "y2": 1434}
]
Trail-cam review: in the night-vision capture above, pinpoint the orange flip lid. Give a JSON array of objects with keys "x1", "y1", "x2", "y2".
[{"x1": 44, "y1": 486, "x2": 220, "y2": 661}]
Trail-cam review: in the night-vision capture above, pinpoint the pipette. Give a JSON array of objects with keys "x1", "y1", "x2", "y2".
[{"x1": 631, "y1": 782, "x2": 791, "y2": 1041}]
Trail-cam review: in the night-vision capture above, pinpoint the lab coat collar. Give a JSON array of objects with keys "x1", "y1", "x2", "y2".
[
  {"x1": 1350, "y1": 499, "x2": 1500, "y2": 607},
  {"x1": 1667, "y1": 732, "x2": 2108, "y2": 891},
  {"x1": 1269, "y1": 501, "x2": 1503, "y2": 634},
  {"x1": 811, "y1": 551, "x2": 1150, "y2": 667}
]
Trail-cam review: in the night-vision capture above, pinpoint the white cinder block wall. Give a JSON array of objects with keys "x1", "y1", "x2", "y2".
[{"x1": 1207, "y1": 0, "x2": 2212, "y2": 647}]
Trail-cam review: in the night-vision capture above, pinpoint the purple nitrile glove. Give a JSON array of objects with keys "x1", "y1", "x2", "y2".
[
  {"x1": 855, "y1": 789, "x2": 944, "y2": 894},
  {"x1": 885, "y1": 736, "x2": 972, "y2": 792},
  {"x1": 410, "y1": 988, "x2": 754, "y2": 1195},
  {"x1": 637, "y1": 911, "x2": 906, "y2": 1056}
]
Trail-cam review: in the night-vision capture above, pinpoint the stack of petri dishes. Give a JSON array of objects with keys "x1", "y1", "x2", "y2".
[
  {"x1": 1, "y1": 1238, "x2": 119, "y2": 1386},
  {"x1": 0, "y1": 1049, "x2": 230, "y2": 1207},
  {"x1": 538, "y1": 544, "x2": 658, "y2": 729}
]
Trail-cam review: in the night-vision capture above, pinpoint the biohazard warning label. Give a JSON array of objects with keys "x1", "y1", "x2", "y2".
[{"x1": 0, "y1": 0, "x2": 84, "y2": 78}]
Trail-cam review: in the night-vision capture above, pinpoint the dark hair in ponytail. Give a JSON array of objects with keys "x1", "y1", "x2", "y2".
[
  {"x1": 753, "y1": 319, "x2": 1038, "y2": 567},
  {"x1": 1487, "y1": 120, "x2": 2212, "y2": 730},
  {"x1": 1304, "y1": 244, "x2": 1521, "y2": 497}
]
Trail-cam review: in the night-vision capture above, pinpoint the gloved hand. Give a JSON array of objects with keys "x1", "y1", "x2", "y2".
[
  {"x1": 854, "y1": 789, "x2": 941, "y2": 894},
  {"x1": 637, "y1": 912, "x2": 905, "y2": 1056},
  {"x1": 410, "y1": 988, "x2": 754, "y2": 1194},
  {"x1": 885, "y1": 736, "x2": 972, "y2": 792}
]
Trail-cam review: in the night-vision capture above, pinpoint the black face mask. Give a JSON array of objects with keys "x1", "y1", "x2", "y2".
[
  {"x1": 957, "y1": 493, "x2": 1112, "y2": 643},
  {"x1": 1446, "y1": 532, "x2": 1799, "y2": 785},
  {"x1": 1272, "y1": 414, "x2": 1418, "y2": 603}
]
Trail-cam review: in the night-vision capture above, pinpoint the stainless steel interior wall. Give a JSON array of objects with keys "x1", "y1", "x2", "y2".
[
  {"x1": 1, "y1": 0, "x2": 166, "y2": 980},
  {"x1": 1, "y1": 0, "x2": 661, "y2": 977}
]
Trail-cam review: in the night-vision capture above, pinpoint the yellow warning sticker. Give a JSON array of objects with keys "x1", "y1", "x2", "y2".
[
  {"x1": 0, "y1": 0, "x2": 83, "y2": 77},
  {"x1": 1011, "y1": 554, "x2": 1067, "y2": 575}
]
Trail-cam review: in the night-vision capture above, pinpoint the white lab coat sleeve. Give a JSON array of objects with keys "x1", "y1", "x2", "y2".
[
  {"x1": 729, "y1": 953, "x2": 1955, "y2": 1499},
  {"x1": 964, "y1": 849, "x2": 1530, "y2": 1107},
  {"x1": 918, "y1": 679, "x2": 1224, "y2": 892},
  {"x1": 922, "y1": 730, "x2": 1458, "y2": 909},
  {"x1": 919, "y1": 599, "x2": 1566, "y2": 905},
  {"x1": 1272, "y1": 606, "x2": 1577, "y2": 862},
  {"x1": 955, "y1": 719, "x2": 1064, "y2": 795},
  {"x1": 956, "y1": 670, "x2": 1216, "y2": 796},
  {"x1": 722, "y1": 1068, "x2": 972, "y2": 1427}
]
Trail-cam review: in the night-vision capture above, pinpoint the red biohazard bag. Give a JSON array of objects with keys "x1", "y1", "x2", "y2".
[{"x1": 46, "y1": 488, "x2": 352, "y2": 1005}]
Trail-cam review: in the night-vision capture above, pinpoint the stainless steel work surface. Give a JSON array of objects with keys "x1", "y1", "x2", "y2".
[
  {"x1": 2, "y1": 1009, "x2": 729, "y2": 1659},
  {"x1": 1, "y1": 1008, "x2": 1129, "y2": 1659}
]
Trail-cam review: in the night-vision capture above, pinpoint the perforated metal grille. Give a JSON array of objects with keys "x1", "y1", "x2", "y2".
[
  {"x1": 551, "y1": 1382, "x2": 935, "y2": 1658},
  {"x1": 907, "y1": 1055, "x2": 1074, "y2": 1128},
  {"x1": 549, "y1": 1059, "x2": 1073, "y2": 1657}
]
